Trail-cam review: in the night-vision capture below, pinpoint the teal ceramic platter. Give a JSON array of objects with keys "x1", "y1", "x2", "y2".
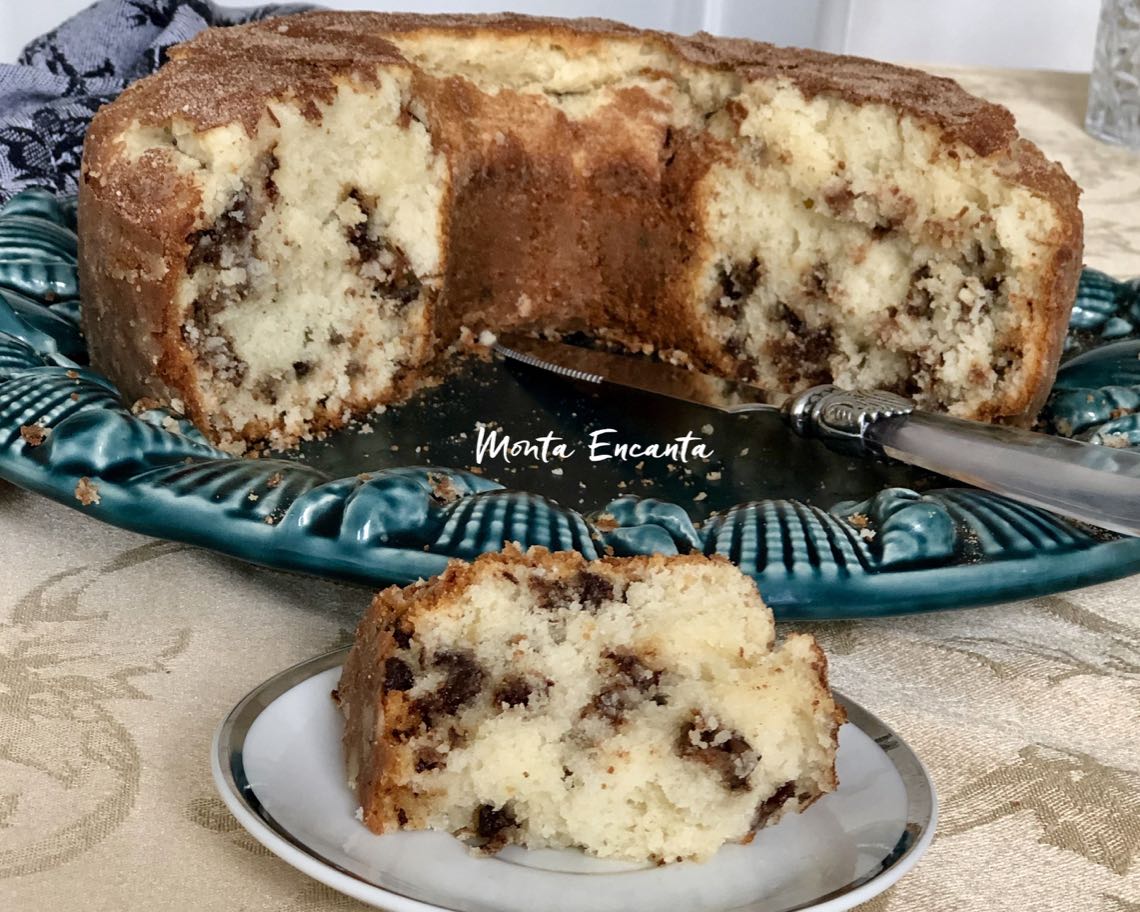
[{"x1": 1, "y1": 188, "x2": 1138, "y2": 619}]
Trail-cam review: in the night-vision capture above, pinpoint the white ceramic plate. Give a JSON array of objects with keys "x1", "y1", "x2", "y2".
[{"x1": 212, "y1": 648, "x2": 937, "y2": 912}]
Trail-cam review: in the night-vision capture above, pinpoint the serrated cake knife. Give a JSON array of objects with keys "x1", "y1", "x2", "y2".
[{"x1": 493, "y1": 334, "x2": 1140, "y2": 537}]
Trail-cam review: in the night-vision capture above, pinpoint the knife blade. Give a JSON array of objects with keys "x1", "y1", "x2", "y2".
[
  {"x1": 491, "y1": 335, "x2": 783, "y2": 413},
  {"x1": 492, "y1": 332, "x2": 1140, "y2": 537}
]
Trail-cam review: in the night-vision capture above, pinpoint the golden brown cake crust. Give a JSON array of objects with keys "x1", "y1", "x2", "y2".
[{"x1": 79, "y1": 11, "x2": 1082, "y2": 431}]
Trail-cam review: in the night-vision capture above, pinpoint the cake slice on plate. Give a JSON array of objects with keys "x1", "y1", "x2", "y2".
[{"x1": 335, "y1": 547, "x2": 844, "y2": 863}]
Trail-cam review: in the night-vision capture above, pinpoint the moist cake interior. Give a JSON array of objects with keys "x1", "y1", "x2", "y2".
[
  {"x1": 87, "y1": 15, "x2": 1079, "y2": 451},
  {"x1": 337, "y1": 549, "x2": 843, "y2": 862}
]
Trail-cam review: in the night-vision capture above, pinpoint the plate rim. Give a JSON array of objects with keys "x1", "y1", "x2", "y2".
[
  {"x1": 211, "y1": 647, "x2": 939, "y2": 912},
  {"x1": 4, "y1": 191, "x2": 1140, "y2": 621}
]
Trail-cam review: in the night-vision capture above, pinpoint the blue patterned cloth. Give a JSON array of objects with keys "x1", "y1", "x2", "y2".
[{"x1": 0, "y1": 0, "x2": 313, "y2": 203}]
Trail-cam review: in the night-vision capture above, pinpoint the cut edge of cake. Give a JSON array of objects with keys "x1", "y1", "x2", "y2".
[
  {"x1": 78, "y1": 12, "x2": 1082, "y2": 453},
  {"x1": 334, "y1": 545, "x2": 845, "y2": 863}
]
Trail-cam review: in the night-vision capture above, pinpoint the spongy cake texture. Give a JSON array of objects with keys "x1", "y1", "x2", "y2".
[
  {"x1": 335, "y1": 548, "x2": 844, "y2": 862},
  {"x1": 79, "y1": 12, "x2": 1082, "y2": 452}
]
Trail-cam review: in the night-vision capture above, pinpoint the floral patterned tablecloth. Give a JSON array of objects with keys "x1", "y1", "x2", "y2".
[{"x1": 1, "y1": 66, "x2": 1139, "y2": 912}]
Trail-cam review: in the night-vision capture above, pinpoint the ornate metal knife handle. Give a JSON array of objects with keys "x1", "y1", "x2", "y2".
[
  {"x1": 783, "y1": 383, "x2": 1140, "y2": 536},
  {"x1": 785, "y1": 385, "x2": 916, "y2": 455}
]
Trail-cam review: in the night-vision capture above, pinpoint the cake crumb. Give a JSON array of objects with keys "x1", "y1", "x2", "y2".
[
  {"x1": 594, "y1": 514, "x2": 619, "y2": 532},
  {"x1": 740, "y1": 448, "x2": 750, "y2": 456},
  {"x1": 707, "y1": 471, "x2": 721, "y2": 481},
  {"x1": 248, "y1": 492, "x2": 259, "y2": 502},
  {"x1": 66, "y1": 369, "x2": 79, "y2": 380},
  {"x1": 20, "y1": 424, "x2": 49, "y2": 446},
  {"x1": 859, "y1": 528, "x2": 876, "y2": 541},
  {"x1": 264, "y1": 514, "x2": 277, "y2": 525},
  {"x1": 429, "y1": 473, "x2": 460, "y2": 503},
  {"x1": 847, "y1": 512, "x2": 870, "y2": 529},
  {"x1": 267, "y1": 472, "x2": 283, "y2": 488},
  {"x1": 74, "y1": 477, "x2": 100, "y2": 506},
  {"x1": 701, "y1": 423, "x2": 713, "y2": 435},
  {"x1": 693, "y1": 491, "x2": 708, "y2": 502},
  {"x1": 130, "y1": 397, "x2": 162, "y2": 415},
  {"x1": 551, "y1": 467, "x2": 563, "y2": 476}
]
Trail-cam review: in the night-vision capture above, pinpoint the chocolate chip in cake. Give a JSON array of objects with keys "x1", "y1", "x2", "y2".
[
  {"x1": 187, "y1": 296, "x2": 248, "y2": 385},
  {"x1": 607, "y1": 651, "x2": 661, "y2": 691},
  {"x1": 766, "y1": 303, "x2": 834, "y2": 387},
  {"x1": 348, "y1": 220, "x2": 386, "y2": 264},
  {"x1": 493, "y1": 675, "x2": 533, "y2": 708},
  {"x1": 576, "y1": 571, "x2": 615, "y2": 611},
  {"x1": 292, "y1": 360, "x2": 312, "y2": 380},
  {"x1": 725, "y1": 336, "x2": 759, "y2": 382},
  {"x1": 252, "y1": 376, "x2": 279, "y2": 405},
  {"x1": 529, "y1": 575, "x2": 570, "y2": 612},
  {"x1": 392, "y1": 623, "x2": 414, "y2": 649},
  {"x1": 589, "y1": 687, "x2": 635, "y2": 724},
  {"x1": 712, "y1": 257, "x2": 761, "y2": 320},
  {"x1": 397, "y1": 808, "x2": 409, "y2": 826},
  {"x1": 414, "y1": 649, "x2": 486, "y2": 720},
  {"x1": 191, "y1": 292, "x2": 225, "y2": 327},
  {"x1": 414, "y1": 747, "x2": 446, "y2": 772},
  {"x1": 531, "y1": 571, "x2": 619, "y2": 613},
  {"x1": 904, "y1": 266, "x2": 934, "y2": 318},
  {"x1": 475, "y1": 802, "x2": 517, "y2": 841},
  {"x1": 678, "y1": 712, "x2": 759, "y2": 791},
  {"x1": 751, "y1": 780, "x2": 797, "y2": 829},
  {"x1": 185, "y1": 190, "x2": 254, "y2": 273},
  {"x1": 261, "y1": 151, "x2": 280, "y2": 203},
  {"x1": 804, "y1": 264, "x2": 829, "y2": 297},
  {"x1": 383, "y1": 657, "x2": 415, "y2": 692},
  {"x1": 377, "y1": 255, "x2": 423, "y2": 306},
  {"x1": 585, "y1": 651, "x2": 664, "y2": 725},
  {"x1": 436, "y1": 650, "x2": 485, "y2": 710}
]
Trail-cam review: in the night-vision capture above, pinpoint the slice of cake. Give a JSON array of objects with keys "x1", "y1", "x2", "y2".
[
  {"x1": 335, "y1": 547, "x2": 844, "y2": 863},
  {"x1": 79, "y1": 13, "x2": 1082, "y2": 453}
]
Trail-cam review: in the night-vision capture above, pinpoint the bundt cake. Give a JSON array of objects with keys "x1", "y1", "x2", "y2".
[
  {"x1": 334, "y1": 547, "x2": 844, "y2": 862},
  {"x1": 78, "y1": 12, "x2": 1082, "y2": 453}
]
